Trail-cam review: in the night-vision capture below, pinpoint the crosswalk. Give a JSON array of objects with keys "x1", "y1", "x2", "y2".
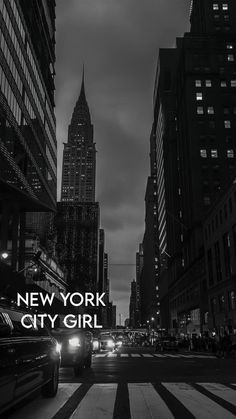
[
  {"x1": 7, "y1": 382, "x2": 236, "y2": 419},
  {"x1": 93, "y1": 352, "x2": 216, "y2": 359}
]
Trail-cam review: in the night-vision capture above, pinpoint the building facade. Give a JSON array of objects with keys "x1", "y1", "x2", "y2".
[
  {"x1": 204, "y1": 180, "x2": 236, "y2": 335},
  {"x1": 56, "y1": 202, "x2": 99, "y2": 292},
  {"x1": 0, "y1": 0, "x2": 57, "y2": 291},
  {"x1": 153, "y1": 0, "x2": 236, "y2": 334}
]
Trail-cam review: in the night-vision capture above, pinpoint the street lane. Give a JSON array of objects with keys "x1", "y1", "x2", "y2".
[{"x1": 4, "y1": 348, "x2": 236, "y2": 419}]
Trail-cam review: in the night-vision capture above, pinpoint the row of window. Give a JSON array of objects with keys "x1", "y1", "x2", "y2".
[
  {"x1": 195, "y1": 79, "x2": 236, "y2": 88},
  {"x1": 8, "y1": 0, "x2": 56, "y2": 134},
  {"x1": 205, "y1": 192, "x2": 236, "y2": 241},
  {"x1": 0, "y1": 66, "x2": 21, "y2": 124},
  {"x1": 211, "y1": 291, "x2": 235, "y2": 315},
  {"x1": 213, "y1": 3, "x2": 229, "y2": 11},
  {"x1": 200, "y1": 149, "x2": 234, "y2": 158},
  {"x1": 0, "y1": 3, "x2": 57, "y2": 177}
]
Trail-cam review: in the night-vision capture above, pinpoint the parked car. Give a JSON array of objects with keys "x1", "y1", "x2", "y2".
[
  {"x1": 156, "y1": 336, "x2": 178, "y2": 352},
  {"x1": 0, "y1": 301, "x2": 60, "y2": 416},
  {"x1": 52, "y1": 327, "x2": 93, "y2": 376}
]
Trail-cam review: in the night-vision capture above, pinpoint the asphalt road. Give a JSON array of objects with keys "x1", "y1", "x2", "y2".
[{"x1": 5, "y1": 346, "x2": 236, "y2": 419}]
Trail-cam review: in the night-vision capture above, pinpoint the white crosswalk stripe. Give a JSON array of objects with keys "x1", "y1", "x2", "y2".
[
  {"x1": 163, "y1": 382, "x2": 235, "y2": 419},
  {"x1": 93, "y1": 353, "x2": 216, "y2": 359},
  {"x1": 128, "y1": 383, "x2": 174, "y2": 419},
  {"x1": 197, "y1": 383, "x2": 236, "y2": 406},
  {"x1": 70, "y1": 383, "x2": 117, "y2": 418},
  {"x1": 7, "y1": 382, "x2": 235, "y2": 418}
]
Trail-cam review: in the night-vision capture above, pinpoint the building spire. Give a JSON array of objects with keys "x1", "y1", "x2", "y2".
[{"x1": 80, "y1": 64, "x2": 85, "y2": 98}]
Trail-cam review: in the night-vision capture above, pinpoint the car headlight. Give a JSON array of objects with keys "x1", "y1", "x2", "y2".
[
  {"x1": 93, "y1": 340, "x2": 99, "y2": 350},
  {"x1": 116, "y1": 340, "x2": 122, "y2": 346},
  {"x1": 107, "y1": 339, "x2": 114, "y2": 347},
  {"x1": 69, "y1": 337, "x2": 81, "y2": 347},
  {"x1": 56, "y1": 342, "x2": 62, "y2": 353}
]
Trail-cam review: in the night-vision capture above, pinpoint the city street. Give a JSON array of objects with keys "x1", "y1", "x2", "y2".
[{"x1": 5, "y1": 347, "x2": 236, "y2": 419}]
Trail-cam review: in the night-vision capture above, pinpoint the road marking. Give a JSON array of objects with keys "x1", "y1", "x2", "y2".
[
  {"x1": 94, "y1": 353, "x2": 107, "y2": 357},
  {"x1": 128, "y1": 383, "x2": 174, "y2": 419},
  {"x1": 197, "y1": 383, "x2": 236, "y2": 406},
  {"x1": 163, "y1": 383, "x2": 235, "y2": 419},
  {"x1": 69, "y1": 383, "x2": 117, "y2": 418},
  {"x1": 7, "y1": 384, "x2": 80, "y2": 419},
  {"x1": 107, "y1": 353, "x2": 117, "y2": 357},
  {"x1": 130, "y1": 353, "x2": 141, "y2": 357},
  {"x1": 120, "y1": 353, "x2": 129, "y2": 357}
]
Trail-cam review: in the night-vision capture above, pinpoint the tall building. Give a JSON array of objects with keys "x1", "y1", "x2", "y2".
[
  {"x1": 0, "y1": 1, "x2": 57, "y2": 288},
  {"x1": 129, "y1": 279, "x2": 138, "y2": 328},
  {"x1": 135, "y1": 243, "x2": 144, "y2": 326},
  {"x1": 153, "y1": 0, "x2": 236, "y2": 334},
  {"x1": 140, "y1": 126, "x2": 159, "y2": 325},
  {"x1": 57, "y1": 72, "x2": 99, "y2": 292},
  {"x1": 56, "y1": 202, "x2": 99, "y2": 292},
  {"x1": 61, "y1": 71, "x2": 96, "y2": 203}
]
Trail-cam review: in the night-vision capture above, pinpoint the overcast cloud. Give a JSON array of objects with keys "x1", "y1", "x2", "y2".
[{"x1": 55, "y1": 0, "x2": 190, "y2": 323}]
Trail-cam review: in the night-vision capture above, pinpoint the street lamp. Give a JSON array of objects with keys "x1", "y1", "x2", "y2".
[{"x1": 0, "y1": 251, "x2": 9, "y2": 260}]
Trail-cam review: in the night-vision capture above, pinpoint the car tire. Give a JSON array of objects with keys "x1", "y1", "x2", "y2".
[
  {"x1": 74, "y1": 364, "x2": 84, "y2": 376},
  {"x1": 85, "y1": 353, "x2": 92, "y2": 368},
  {"x1": 42, "y1": 363, "x2": 59, "y2": 397}
]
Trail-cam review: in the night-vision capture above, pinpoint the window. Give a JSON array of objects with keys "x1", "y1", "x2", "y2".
[
  {"x1": 197, "y1": 106, "x2": 204, "y2": 115},
  {"x1": 213, "y1": 3, "x2": 219, "y2": 10},
  {"x1": 227, "y1": 44, "x2": 234, "y2": 50},
  {"x1": 224, "y1": 120, "x2": 231, "y2": 129},
  {"x1": 200, "y1": 149, "x2": 207, "y2": 158},
  {"x1": 195, "y1": 80, "x2": 201, "y2": 87},
  {"x1": 211, "y1": 149, "x2": 218, "y2": 158},
  {"x1": 204, "y1": 196, "x2": 211, "y2": 206},
  {"x1": 228, "y1": 54, "x2": 234, "y2": 62},
  {"x1": 223, "y1": 232, "x2": 231, "y2": 277},
  {"x1": 222, "y1": 4, "x2": 228, "y2": 11},
  {"x1": 207, "y1": 106, "x2": 215, "y2": 114},
  {"x1": 214, "y1": 241, "x2": 222, "y2": 282},
  {"x1": 207, "y1": 249, "x2": 214, "y2": 286},
  {"x1": 221, "y1": 80, "x2": 227, "y2": 87},
  {"x1": 229, "y1": 291, "x2": 235, "y2": 311},
  {"x1": 196, "y1": 92, "x2": 203, "y2": 101},
  {"x1": 205, "y1": 80, "x2": 212, "y2": 87},
  {"x1": 230, "y1": 80, "x2": 236, "y2": 87},
  {"x1": 227, "y1": 149, "x2": 234, "y2": 158},
  {"x1": 219, "y1": 295, "x2": 225, "y2": 312}
]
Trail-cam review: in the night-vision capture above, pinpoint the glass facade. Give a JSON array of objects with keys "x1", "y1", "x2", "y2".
[{"x1": 0, "y1": 0, "x2": 56, "y2": 209}]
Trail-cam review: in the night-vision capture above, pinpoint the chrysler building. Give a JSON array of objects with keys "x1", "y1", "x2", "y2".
[{"x1": 61, "y1": 71, "x2": 96, "y2": 202}]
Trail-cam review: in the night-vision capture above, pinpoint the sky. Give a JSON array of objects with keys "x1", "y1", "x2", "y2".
[{"x1": 55, "y1": 0, "x2": 190, "y2": 324}]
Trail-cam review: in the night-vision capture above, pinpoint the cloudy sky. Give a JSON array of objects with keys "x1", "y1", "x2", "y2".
[{"x1": 55, "y1": 0, "x2": 190, "y2": 323}]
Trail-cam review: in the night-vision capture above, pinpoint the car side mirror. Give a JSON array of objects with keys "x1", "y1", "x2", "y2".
[{"x1": 0, "y1": 323, "x2": 12, "y2": 337}]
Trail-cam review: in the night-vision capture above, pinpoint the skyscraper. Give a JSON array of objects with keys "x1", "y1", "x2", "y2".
[
  {"x1": 57, "y1": 72, "x2": 99, "y2": 291},
  {"x1": 0, "y1": 0, "x2": 56, "y2": 279},
  {"x1": 61, "y1": 71, "x2": 96, "y2": 203},
  {"x1": 153, "y1": 0, "x2": 236, "y2": 333}
]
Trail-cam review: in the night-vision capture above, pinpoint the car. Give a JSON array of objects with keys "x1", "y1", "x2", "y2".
[
  {"x1": 92, "y1": 336, "x2": 101, "y2": 352},
  {"x1": 156, "y1": 336, "x2": 178, "y2": 352},
  {"x1": 99, "y1": 334, "x2": 115, "y2": 351},
  {"x1": 0, "y1": 300, "x2": 60, "y2": 416},
  {"x1": 52, "y1": 327, "x2": 93, "y2": 376}
]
